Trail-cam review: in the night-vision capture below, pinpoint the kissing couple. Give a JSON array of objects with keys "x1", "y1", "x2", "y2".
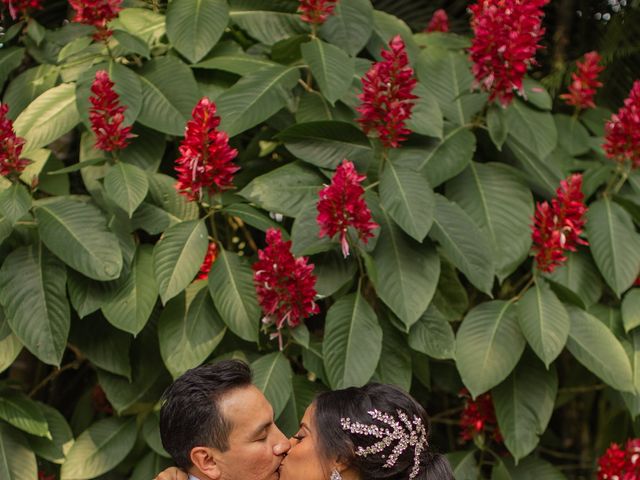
[{"x1": 154, "y1": 360, "x2": 453, "y2": 480}]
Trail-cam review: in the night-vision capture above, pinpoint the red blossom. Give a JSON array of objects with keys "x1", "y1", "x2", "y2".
[
  {"x1": 197, "y1": 242, "x2": 218, "y2": 280},
  {"x1": 603, "y1": 80, "x2": 640, "y2": 169},
  {"x1": 298, "y1": 0, "x2": 337, "y2": 26},
  {"x1": 459, "y1": 388, "x2": 502, "y2": 444},
  {"x1": 598, "y1": 440, "x2": 640, "y2": 480},
  {"x1": 560, "y1": 51, "x2": 604, "y2": 110},
  {"x1": 174, "y1": 97, "x2": 239, "y2": 202},
  {"x1": 91, "y1": 385, "x2": 114, "y2": 415},
  {"x1": 89, "y1": 70, "x2": 134, "y2": 153},
  {"x1": 635, "y1": 277, "x2": 640, "y2": 287},
  {"x1": 531, "y1": 174, "x2": 588, "y2": 273},
  {"x1": 2, "y1": 0, "x2": 42, "y2": 19},
  {"x1": 317, "y1": 160, "x2": 378, "y2": 257},
  {"x1": 68, "y1": 0, "x2": 122, "y2": 40},
  {"x1": 425, "y1": 9, "x2": 449, "y2": 33},
  {"x1": 253, "y1": 228, "x2": 319, "y2": 349},
  {"x1": 357, "y1": 35, "x2": 417, "y2": 148},
  {"x1": 469, "y1": 0, "x2": 549, "y2": 106},
  {"x1": 0, "y1": 104, "x2": 30, "y2": 178}
]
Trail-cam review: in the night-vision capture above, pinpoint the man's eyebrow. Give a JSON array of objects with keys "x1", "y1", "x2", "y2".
[{"x1": 250, "y1": 419, "x2": 273, "y2": 437}]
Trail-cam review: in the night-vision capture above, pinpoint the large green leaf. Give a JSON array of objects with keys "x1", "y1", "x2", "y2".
[
  {"x1": 0, "y1": 309, "x2": 22, "y2": 374},
  {"x1": 586, "y1": 199, "x2": 640, "y2": 296},
  {"x1": 277, "y1": 121, "x2": 372, "y2": 169},
  {"x1": 405, "y1": 83, "x2": 444, "y2": 139},
  {"x1": 35, "y1": 198, "x2": 122, "y2": 281},
  {"x1": 0, "y1": 183, "x2": 31, "y2": 226},
  {"x1": 505, "y1": 100, "x2": 557, "y2": 160},
  {"x1": 119, "y1": 125, "x2": 166, "y2": 172},
  {"x1": 217, "y1": 65, "x2": 300, "y2": 137},
  {"x1": 117, "y1": 8, "x2": 165, "y2": 45},
  {"x1": 554, "y1": 114, "x2": 590, "y2": 156},
  {"x1": 66, "y1": 270, "x2": 119, "y2": 319},
  {"x1": 208, "y1": 247, "x2": 260, "y2": 342},
  {"x1": 153, "y1": 219, "x2": 208, "y2": 304},
  {"x1": 166, "y1": 0, "x2": 228, "y2": 63},
  {"x1": 493, "y1": 352, "x2": 558, "y2": 461},
  {"x1": 544, "y1": 250, "x2": 603, "y2": 307},
  {"x1": 373, "y1": 312, "x2": 412, "y2": 392},
  {"x1": 430, "y1": 194, "x2": 494, "y2": 295},
  {"x1": 252, "y1": 352, "x2": 293, "y2": 418},
  {"x1": 623, "y1": 289, "x2": 640, "y2": 333},
  {"x1": 320, "y1": 0, "x2": 373, "y2": 56},
  {"x1": 141, "y1": 411, "x2": 169, "y2": 457},
  {"x1": 0, "y1": 389, "x2": 49, "y2": 438},
  {"x1": 380, "y1": 161, "x2": 434, "y2": 242},
  {"x1": 159, "y1": 282, "x2": 226, "y2": 379},
  {"x1": 312, "y1": 250, "x2": 357, "y2": 297},
  {"x1": 366, "y1": 11, "x2": 419, "y2": 63},
  {"x1": 0, "y1": 47, "x2": 25, "y2": 87},
  {"x1": 27, "y1": 403, "x2": 74, "y2": 464},
  {"x1": 502, "y1": 456, "x2": 567, "y2": 480},
  {"x1": 102, "y1": 245, "x2": 158, "y2": 336},
  {"x1": 277, "y1": 375, "x2": 325, "y2": 436},
  {"x1": 516, "y1": 280, "x2": 569, "y2": 368},
  {"x1": 13, "y1": 83, "x2": 79, "y2": 154},
  {"x1": 290, "y1": 201, "x2": 333, "y2": 256},
  {"x1": 239, "y1": 162, "x2": 324, "y2": 217},
  {"x1": 408, "y1": 305, "x2": 455, "y2": 360},
  {"x1": 129, "y1": 451, "x2": 173, "y2": 480},
  {"x1": 223, "y1": 203, "x2": 284, "y2": 234},
  {"x1": 0, "y1": 424, "x2": 37, "y2": 480},
  {"x1": 323, "y1": 292, "x2": 382, "y2": 389},
  {"x1": 60, "y1": 417, "x2": 137, "y2": 480},
  {"x1": 446, "y1": 162, "x2": 533, "y2": 281},
  {"x1": 456, "y1": 301, "x2": 525, "y2": 398},
  {"x1": 566, "y1": 306, "x2": 634, "y2": 392},
  {"x1": 301, "y1": 38, "x2": 354, "y2": 105},
  {"x1": 3, "y1": 65, "x2": 59, "y2": 120},
  {"x1": 136, "y1": 56, "x2": 200, "y2": 136},
  {"x1": 504, "y1": 137, "x2": 563, "y2": 199},
  {"x1": 229, "y1": 0, "x2": 308, "y2": 45},
  {"x1": 372, "y1": 207, "x2": 440, "y2": 329},
  {"x1": 0, "y1": 244, "x2": 69, "y2": 366},
  {"x1": 103, "y1": 162, "x2": 149, "y2": 218},
  {"x1": 147, "y1": 173, "x2": 199, "y2": 221}
]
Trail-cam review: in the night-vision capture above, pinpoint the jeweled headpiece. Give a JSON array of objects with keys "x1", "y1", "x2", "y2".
[{"x1": 340, "y1": 409, "x2": 428, "y2": 480}]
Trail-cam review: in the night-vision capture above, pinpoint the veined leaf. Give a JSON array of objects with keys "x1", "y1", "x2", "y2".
[
  {"x1": 0, "y1": 389, "x2": 50, "y2": 439},
  {"x1": 408, "y1": 305, "x2": 455, "y2": 360},
  {"x1": 320, "y1": 0, "x2": 373, "y2": 56},
  {"x1": 0, "y1": 424, "x2": 37, "y2": 480},
  {"x1": 103, "y1": 162, "x2": 149, "y2": 218},
  {"x1": 252, "y1": 353, "x2": 293, "y2": 418},
  {"x1": 229, "y1": 0, "x2": 308, "y2": 45},
  {"x1": 505, "y1": 100, "x2": 557, "y2": 160},
  {"x1": 301, "y1": 38, "x2": 354, "y2": 105}
]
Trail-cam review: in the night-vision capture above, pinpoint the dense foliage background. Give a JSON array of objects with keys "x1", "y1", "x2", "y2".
[{"x1": 1, "y1": 1, "x2": 640, "y2": 479}]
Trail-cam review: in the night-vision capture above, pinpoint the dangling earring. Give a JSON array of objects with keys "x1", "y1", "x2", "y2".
[{"x1": 330, "y1": 469, "x2": 342, "y2": 480}]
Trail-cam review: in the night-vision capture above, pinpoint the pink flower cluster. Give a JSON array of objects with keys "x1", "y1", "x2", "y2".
[
  {"x1": 317, "y1": 160, "x2": 377, "y2": 257},
  {"x1": 603, "y1": 80, "x2": 640, "y2": 169},
  {"x1": 0, "y1": 104, "x2": 30, "y2": 178},
  {"x1": 68, "y1": 0, "x2": 123, "y2": 40},
  {"x1": 425, "y1": 9, "x2": 449, "y2": 33},
  {"x1": 89, "y1": 70, "x2": 134, "y2": 152},
  {"x1": 175, "y1": 98, "x2": 239, "y2": 202},
  {"x1": 469, "y1": 0, "x2": 549, "y2": 106},
  {"x1": 531, "y1": 174, "x2": 588, "y2": 273},
  {"x1": 2, "y1": 0, "x2": 42, "y2": 19},
  {"x1": 598, "y1": 439, "x2": 640, "y2": 480},
  {"x1": 298, "y1": 0, "x2": 337, "y2": 26},
  {"x1": 357, "y1": 35, "x2": 417, "y2": 148},
  {"x1": 560, "y1": 51, "x2": 604, "y2": 110},
  {"x1": 459, "y1": 389, "x2": 502, "y2": 444}
]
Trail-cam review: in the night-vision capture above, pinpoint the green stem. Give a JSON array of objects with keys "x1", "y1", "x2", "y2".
[{"x1": 510, "y1": 273, "x2": 536, "y2": 303}]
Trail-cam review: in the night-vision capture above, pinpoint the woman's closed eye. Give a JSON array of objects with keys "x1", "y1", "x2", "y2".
[{"x1": 292, "y1": 431, "x2": 305, "y2": 441}]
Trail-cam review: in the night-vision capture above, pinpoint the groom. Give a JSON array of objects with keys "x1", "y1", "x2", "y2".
[{"x1": 159, "y1": 360, "x2": 290, "y2": 480}]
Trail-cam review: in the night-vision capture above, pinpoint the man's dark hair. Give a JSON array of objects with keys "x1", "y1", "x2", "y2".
[{"x1": 159, "y1": 360, "x2": 253, "y2": 469}]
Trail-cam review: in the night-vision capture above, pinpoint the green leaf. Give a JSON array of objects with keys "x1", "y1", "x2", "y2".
[
  {"x1": 102, "y1": 245, "x2": 158, "y2": 336},
  {"x1": 166, "y1": 0, "x2": 228, "y2": 63},
  {"x1": 405, "y1": 83, "x2": 444, "y2": 139},
  {"x1": 0, "y1": 424, "x2": 37, "y2": 480},
  {"x1": 0, "y1": 183, "x2": 31, "y2": 226},
  {"x1": 223, "y1": 203, "x2": 284, "y2": 234},
  {"x1": 229, "y1": 0, "x2": 308, "y2": 45},
  {"x1": 367, "y1": 11, "x2": 419, "y2": 63},
  {"x1": 320, "y1": 0, "x2": 373, "y2": 56},
  {"x1": 13, "y1": 83, "x2": 79, "y2": 155},
  {"x1": 141, "y1": 411, "x2": 169, "y2": 458},
  {"x1": 372, "y1": 206, "x2": 440, "y2": 328},
  {"x1": 217, "y1": 65, "x2": 300, "y2": 137},
  {"x1": 3, "y1": 65, "x2": 59, "y2": 120},
  {"x1": 374, "y1": 312, "x2": 412, "y2": 392},
  {"x1": 0, "y1": 309, "x2": 22, "y2": 374},
  {"x1": 544, "y1": 250, "x2": 603, "y2": 307},
  {"x1": 380, "y1": 162, "x2": 434, "y2": 242},
  {"x1": 566, "y1": 306, "x2": 634, "y2": 392},
  {"x1": 112, "y1": 30, "x2": 150, "y2": 58},
  {"x1": 129, "y1": 451, "x2": 173, "y2": 480},
  {"x1": 623, "y1": 289, "x2": 640, "y2": 333},
  {"x1": 448, "y1": 451, "x2": 477, "y2": 480},
  {"x1": 323, "y1": 291, "x2": 382, "y2": 389},
  {"x1": 104, "y1": 162, "x2": 149, "y2": 218},
  {"x1": 118, "y1": 8, "x2": 166, "y2": 45},
  {"x1": 159, "y1": 282, "x2": 226, "y2": 378},
  {"x1": 0, "y1": 47, "x2": 25, "y2": 87},
  {"x1": 487, "y1": 104, "x2": 509, "y2": 150},
  {"x1": 27, "y1": 403, "x2": 74, "y2": 464},
  {"x1": 153, "y1": 219, "x2": 208, "y2": 304},
  {"x1": 147, "y1": 173, "x2": 199, "y2": 221},
  {"x1": 252, "y1": 352, "x2": 293, "y2": 418},
  {"x1": 301, "y1": 38, "x2": 354, "y2": 105},
  {"x1": 446, "y1": 162, "x2": 533, "y2": 281},
  {"x1": 208, "y1": 248, "x2": 260, "y2": 342},
  {"x1": 60, "y1": 417, "x2": 137, "y2": 480},
  {"x1": 119, "y1": 125, "x2": 166, "y2": 172},
  {"x1": 239, "y1": 162, "x2": 324, "y2": 217},
  {"x1": 430, "y1": 194, "x2": 494, "y2": 295},
  {"x1": 312, "y1": 250, "x2": 357, "y2": 297},
  {"x1": 504, "y1": 136, "x2": 563, "y2": 199},
  {"x1": 586, "y1": 199, "x2": 640, "y2": 297},
  {"x1": 432, "y1": 259, "x2": 469, "y2": 321},
  {"x1": 67, "y1": 270, "x2": 119, "y2": 319},
  {"x1": 502, "y1": 456, "x2": 567, "y2": 480},
  {"x1": 493, "y1": 352, "x2": 558, "y2": 461},
  {"x1": 137, "y1": 56, "x2": 200, "y2": 136},
  {"x1": 0, "y1": 389, "x2": 49, "y2": 438},
  {"x1": 195, "y1": 44, "x2": 276, "y2": 75},
  {"x1": 554, "y1": 114, "x2": 590, "y2": 157},
  {"x1": 456, "y1": 301, "x2": 525, "y2": 398},
  {"x1": 408, "y1": 305, "x2": 455, "y2": 360},
  {"x1": 35, "y1": 198, "x2": 123, "y2": 281},
  {"x1": 0, "y1": 244, "x2": 69, "y2": 366},
  {"x1": 521, "y1": 77, "x2": 553, "y2": 110},
  {"x1": 505, "y1": 100, "x2": 557, "y2": 160},
  {"x1": 516, "y1": 280, "x2": 569, "y2": 368},
  {"x1": 290, "y1": 202, "x2": 333, "y2": 256}
]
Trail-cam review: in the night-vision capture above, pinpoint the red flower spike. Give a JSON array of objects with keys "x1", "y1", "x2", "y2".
[
  {"x1": 469, "y1": 0, "x2": 549, "y2": 106},
  {"x1": 298, "y1": 0, "x2": 337, "y2": 26},
  {"x1": 174, "y1": 97, "x2": 239, "y2": 202},
  {"x1": 68, "y1": 0, "x2": 123, "y2": 40},
  {"x1": 531, "y1": 174, "x2": 588, "y2": 273},
  {"x1": 317, "y1": 160, "x2": 378, "y2": 257},
  {"x1": 0, "y1": 104, "x2": 30, "y2": 178},
  {"x1": 560, "y1": 51, "x2": 604, "y2": 110},
  {"x1": 253, "y1": 228, "x2": 319, "y2": 349},
  {"x1": 597, "y1": 440, "x2": 640, "y2": 480},
  {"x1": 357, "y1": 35, "x2": 417, "y2": 149},
  {"x1": 459, "y1": 388, "x2": 502, "y2": 444},
  {"x1": 197, "y1": 243, "x2": 218, "y2": 280},
  {"x1": 426, "y1": 9, "x2": 449, "y2": 33},
  {"x1": 603, "y1": 80, "x2": 640, "y2": 169},
  {"x1": 89, "y1": 70, "x2": 134, "y2": 153},
  {"x1": 2, "y1": 0, "x2": 43, "y2": 19}
]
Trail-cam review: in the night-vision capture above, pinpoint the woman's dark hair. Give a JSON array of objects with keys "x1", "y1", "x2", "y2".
[{"x1": 314, "y1": 384, "x2": 453, "y2": 480}]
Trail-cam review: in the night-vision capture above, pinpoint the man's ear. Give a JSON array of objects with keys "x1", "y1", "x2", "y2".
[{"x1": 190, "y1": 446, "x2": 222, "y2": 480}]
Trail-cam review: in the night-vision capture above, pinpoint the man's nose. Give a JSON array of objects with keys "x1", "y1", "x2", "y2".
[{"x1": 273, "y1": 428, "x2": 291, "y2": 456}]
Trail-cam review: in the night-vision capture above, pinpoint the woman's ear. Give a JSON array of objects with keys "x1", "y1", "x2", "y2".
[
  {"x1": 332, "y1": 460, "x2": 358, "y2": 480},
  {"x1": 190, "y1": 446, "x2": 222, "y2": 480}
]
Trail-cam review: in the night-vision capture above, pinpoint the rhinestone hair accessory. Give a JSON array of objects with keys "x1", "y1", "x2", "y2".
[
  {"x1": 340, "y1": 409, "x2": 428, "y2": 480},
  {"x1": 330, "y1": 469, "x2": 342, "y2": 480}
]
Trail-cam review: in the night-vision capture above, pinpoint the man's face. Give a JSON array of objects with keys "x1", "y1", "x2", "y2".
[{"x1": 211, "y1": 385, "x2": 290, "y2": 480}]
